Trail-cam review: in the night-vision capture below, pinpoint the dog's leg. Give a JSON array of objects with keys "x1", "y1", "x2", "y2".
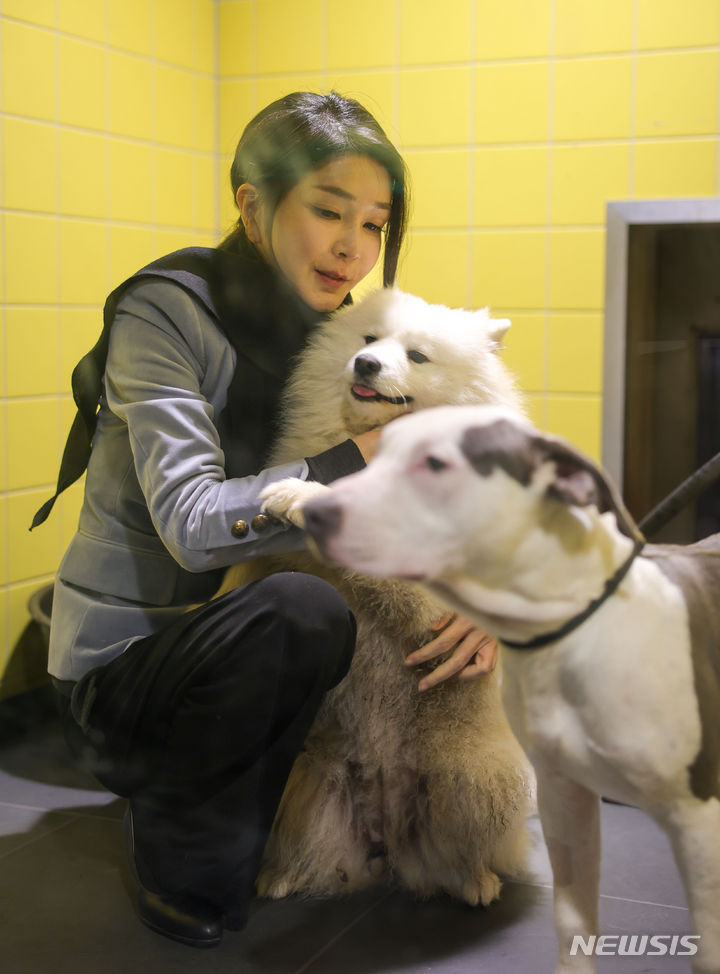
[
  {"x1": 535, "y1": 762, "x2": 600, "y2": 974},
  {"x1": 384, "y1": 735, "x2": 533, "y2": 907},
  {"x1": 257, "y1": 749, "x2": 381, "y2": 899},
  {"x1": 657, "y1": 796, "x2": 720, "y2": 973}
]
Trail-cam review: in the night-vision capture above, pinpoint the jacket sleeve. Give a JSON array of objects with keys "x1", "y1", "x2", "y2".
[{"x1": 105, "y1": 281, "x2": 344, "y2": 572}]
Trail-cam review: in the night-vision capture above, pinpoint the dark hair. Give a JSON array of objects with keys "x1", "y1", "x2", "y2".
[{"x1": 220, "y1": 91, "x2": 408, "y2": 287}]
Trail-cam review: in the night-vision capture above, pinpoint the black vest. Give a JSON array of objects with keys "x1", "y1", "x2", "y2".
[{"x1": 31, "y1": 244, "x2": 329, "y2": 530}]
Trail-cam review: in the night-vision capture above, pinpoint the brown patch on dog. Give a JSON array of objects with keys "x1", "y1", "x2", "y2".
[
  {"x1": 459, "y1": 421, "x2": 639, "y2": 551},
  {"x1": 460, "y1": 419, "x2": 540, "y2": 488},
  {"x1": 646, "y1": 539, "x2": 720, "y2": 802}
]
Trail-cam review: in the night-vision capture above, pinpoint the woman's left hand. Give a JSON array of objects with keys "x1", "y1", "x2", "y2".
[{"x1": 405, "y1": 613, "x2": 498, "y2": 692}]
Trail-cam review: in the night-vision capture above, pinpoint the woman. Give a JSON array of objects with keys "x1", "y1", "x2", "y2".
[{"x1": 40, "y1": 92, "x2": 496, "y2": 948}]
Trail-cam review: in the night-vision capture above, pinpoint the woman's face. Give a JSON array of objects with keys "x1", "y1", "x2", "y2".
[{"x1": 259, "y1": 154, "x2": 393, "y2": 312}]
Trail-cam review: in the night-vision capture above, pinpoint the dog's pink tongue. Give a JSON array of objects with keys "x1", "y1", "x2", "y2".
[{"x1": 353, "y1": 384, "x2": 378, "y2": 398}]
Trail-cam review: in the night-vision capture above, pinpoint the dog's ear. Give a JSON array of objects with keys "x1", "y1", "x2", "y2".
[
  {"x1": 536, "y1": 436, "x2": 644, "y2": 541},
  {"x1": 472, "y1": 309, "x2": 511, "y2": 349},
  {"x1": 462, "y1": 424, "x2": 609, "y2": 506},
  {"x1": 542, "y1": 445, "x2": 606, "y2": 508},
  {"x1": 485, "y1": 316, "x2": 511, "y2": 349},
  {"x1": 462, "y1": 419, "x2": 641, "y2": 538}
]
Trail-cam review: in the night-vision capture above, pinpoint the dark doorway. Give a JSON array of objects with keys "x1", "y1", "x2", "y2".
[{"x1": 623, "y1": 224, "x2": 720, "y2": 543}]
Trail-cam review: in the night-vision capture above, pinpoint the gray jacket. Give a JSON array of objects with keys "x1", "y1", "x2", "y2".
[{"x1": 49, "y1": 279, "x2": 360, "y2": 681}]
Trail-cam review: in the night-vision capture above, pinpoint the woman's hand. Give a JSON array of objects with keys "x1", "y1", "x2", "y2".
[
  {"x1": 405, "y1": 613, "x2": 498, "y2": 692},
  {"x1": 352, "y1": 428, "x2": 382, "y2": 464}
]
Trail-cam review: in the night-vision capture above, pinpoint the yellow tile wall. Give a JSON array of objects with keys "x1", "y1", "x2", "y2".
[
  {"x1": 4, "y1": 0, "x2": 720, "y2": 694},
  {"x1": 214, "y1": 0, "x2": 720, "y2": 462},
  {"x1": 0, "y1": 0, "x2": 218, "y2": 697}
]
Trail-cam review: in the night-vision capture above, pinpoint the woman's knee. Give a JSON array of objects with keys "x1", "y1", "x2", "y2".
[{"x1": 250, "y1": 572, "x2": 356, "y2": 688}]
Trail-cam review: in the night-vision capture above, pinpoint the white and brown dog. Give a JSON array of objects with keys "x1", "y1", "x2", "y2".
[{"x1": 302, "y1": 404, "x2": 720, "y2": 974}]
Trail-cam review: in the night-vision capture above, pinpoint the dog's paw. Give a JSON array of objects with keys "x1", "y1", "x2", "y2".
[
  {"x1": 259, "y1": 479, "x2": 331, "y2": 530},
  {"x1": 462, "y1": 870, "x2": 502, "y2": 907},
  {"x1": 255, "y1": 871, "x2": 293, "y2": 900}
]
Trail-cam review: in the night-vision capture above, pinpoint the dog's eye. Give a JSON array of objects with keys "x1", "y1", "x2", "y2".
[
  {"x1": 408, "y1": 349, "x2": 429, "y2": 364},
  {"x1": 425, "y1": 456, "x2": 448, "y2": 472},
  {"x1": 363, "y1": 335, "x2": 377, "y2": 345}
]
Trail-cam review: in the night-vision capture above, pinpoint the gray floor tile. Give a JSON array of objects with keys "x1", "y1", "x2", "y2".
[
  {"x1": 0, "y1": 690, "x2": 698, "y2": 974},
  {"x1": 0, "y1": 768, "x2": 118, "y2": 814},
  {"x1": 0, "y1": 712, "x2": 116, "y2": 813},
  {"x1": 0, "y1": 811, "x2": 392, "y2": 974},
  {"x1": 597, "y1": 803, "x2": 688, "y2": 909},
  {"x1": 592, "y1": 897, "x2": 695, "y2": 973},
  {"x1": 0, "y1": 804, "x2": 75, "y2": 858},
  {"x1": 297, "y1": 883, "x2": 557, "y2": 974},
  {"x1": 299, "y1": 882, "x2": 694, "y2": 974},
  {"x1": 525, "y1": 803, "x2": 688, "y2": 910}
]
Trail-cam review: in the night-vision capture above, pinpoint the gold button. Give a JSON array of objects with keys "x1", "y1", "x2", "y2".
[
  {"x1": 251, "y1": 513, "x2": 277, "y2": 533},
  {"x1": 230, "y1": 519, "x2": 249, "y2": 539}
]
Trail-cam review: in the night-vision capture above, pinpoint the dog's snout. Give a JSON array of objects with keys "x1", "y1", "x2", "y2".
[
  {"x1": 304, "y1": 498, "x2": 344, "y2": 547},
  {"x1": 354, "y1": 354, "x2": 382, "y2": 379}
]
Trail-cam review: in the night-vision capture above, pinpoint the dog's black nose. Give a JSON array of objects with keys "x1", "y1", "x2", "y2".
[
  {"x1": 354, "y1": 354, "x2": 381, "y2": 380},
  {"x1": 304, "y1": 499, "x2": 344, "y2": 546}
]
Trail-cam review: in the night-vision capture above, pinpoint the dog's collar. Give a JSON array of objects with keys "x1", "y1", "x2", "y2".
[{"x1": 501, "y1": 535, "x2": 646, "y2": 651}]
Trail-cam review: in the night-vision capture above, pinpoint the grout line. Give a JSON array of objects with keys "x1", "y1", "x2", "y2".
[
  {"x1": 0, "y1": 799, "x2": 78, "y2": 814},
  {"x1": 215, "y1": 44, "x2": 720, "y2": 81},
  {"x1": 467, "y1": 0, "x2": 476, "y2": 309},
  {"x1": 250, "y1": 0, "x2": 258, "y2": 115},
  {"x1": 385, "y1": 223, "x2": 605, "y2": 234},
  {"x1": 149, "y1": 0, "x2": 158, "y2": 240},
  {"x1": 367, "y1": 135, "x2": 720, "y2": 150},
  {"x1": 3, "y1": 109, "x2": 718, "y2": 153},
  {"x1": 2, "y1": 304, "x2": 102, "y2": 312},
  {"x1": 598, "y1": 892, "x2": 689, "y2": 912},
  {"x1": 3, "y1": 481, "x2": 70, "y2": 498},
  {"x1": 715, "y1": 0, "x2": 720, "y2": 194},
  {"x1": 541, "y1": 0, "x2": 557, "y2": 430},
  {"x1": 0, "y1": 799, "x2": 123, "y2": 823},
  {"x1": 213, "y1": 0, "x2": 221, "y2": 241},
  {"x1": 393, "y1": 0, "x2": 401, "y2": 142},
  {"x1": 54, "y1": 0, "x2": 64, "y2": 558},
  {"x1": 321, "y1": 0, "x2": 328, "y2": 86},
  {"x1": 0, "y1": 814, "x2": 76, "y2": 863},
  {"x1": 291, "y1": 890, "x2": 395, "y2": 974},
  {"x1": 0, "y1": 112, "x2": 218, "y2": 157},
  {"x1": 0, "y1": 9, "x2": 8, "y2": 624},
  {"x1": 0, "y1": 573, "x2": 56, "y2": 589},
  {"x1": 515, "y1": 879, "x2": 689, "y2": 913},
  {"x1": 0, "y1": 12, "x2": 216, "y2": 79},
  {"x1": 55, "y1": 808, "x2": 123, "y2": 823},
  {"x1": 1, "y1": 208, "x2": 214, "y2": 234},
  {"x1": 105, "y1": 0, "x2": 115, "y2": 292},
  {"x1": 392, "y1": 0, "x2": 403, "y2": 278},
  {"x1": 629, "y1": 0, "x2": 639, "y2": 197}
]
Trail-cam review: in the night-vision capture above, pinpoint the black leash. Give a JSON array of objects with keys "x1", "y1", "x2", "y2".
[
  {"x1": 501, "y1": 448, "x2": 720, "y2": 651},
  {"x1": 501, "y1": 535, "x2": 645, "y2": 651},
  {"x1": 638, "y1": 448, "x2": 720, "y2": 538}
]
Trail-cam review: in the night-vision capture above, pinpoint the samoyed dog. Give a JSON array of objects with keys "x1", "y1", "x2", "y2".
[{"x1": 217, "y1": 287, "x2": 535, "y2": 907}]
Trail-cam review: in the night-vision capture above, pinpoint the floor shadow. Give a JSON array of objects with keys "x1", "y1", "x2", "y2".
[
  {"x1": 0, "y1": 618, "x2": 51, "y2": 706},
  {"x1": 0, "y1": 684, "x2": 106, "y2": 791},
  {"x1": 242, "y1": 882, "x2": 546, "y2": 973}
]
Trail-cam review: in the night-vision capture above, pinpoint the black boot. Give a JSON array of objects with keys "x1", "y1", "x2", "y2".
[{"x1": 123, "y1": 806, "x2": 223, "y2": 948}]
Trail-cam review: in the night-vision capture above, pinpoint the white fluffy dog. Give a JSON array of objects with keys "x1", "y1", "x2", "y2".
[
  {"x1": 303, "y1": 404, "x2": 720, "y2": 974},
  {"x1": 218, "y1": 288, "x2": 535, "y2": 907}
]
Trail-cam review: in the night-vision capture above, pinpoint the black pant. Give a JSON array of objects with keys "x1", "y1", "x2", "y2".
[{"x1": 55, "y1": 572, "x2": 355, "y2": 919}]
